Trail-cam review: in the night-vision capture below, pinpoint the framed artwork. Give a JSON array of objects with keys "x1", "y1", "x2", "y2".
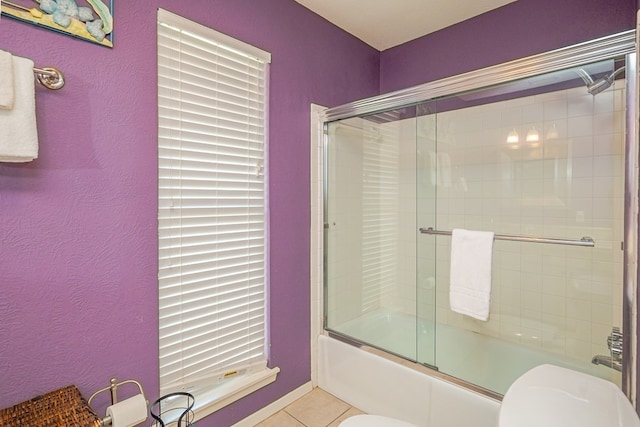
[{"x1": 1, "y1": 0, "x2": 113, "y2": 48}]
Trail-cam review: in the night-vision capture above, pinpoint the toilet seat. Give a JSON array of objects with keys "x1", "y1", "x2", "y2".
[{"x1": 339, "y1": 414, "x2": 419, "y2": 427}]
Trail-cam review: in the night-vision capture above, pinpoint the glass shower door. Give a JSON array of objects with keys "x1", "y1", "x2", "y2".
[
  {"x1": 324, "y1": 107, "x2": 436, "y2": 363},
  {"x1": 415, "y1": 59, "x2": 626, "y2": 394},
  {"x1": 415, "y1": 104, "x2": 438, "y2": 367}
]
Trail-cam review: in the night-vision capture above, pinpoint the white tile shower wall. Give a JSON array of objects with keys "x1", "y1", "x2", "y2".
[{"x1": 428, "y1": 83, "x2": 624, "y2": 383}]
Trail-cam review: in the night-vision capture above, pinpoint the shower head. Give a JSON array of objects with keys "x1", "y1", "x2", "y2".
[{"x1": 576, "y1": 66, "x2": 626, "y2": 96}]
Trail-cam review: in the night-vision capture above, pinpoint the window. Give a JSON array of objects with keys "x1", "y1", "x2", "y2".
[{"x1": 157, "y1": 9, "x2": 277, "y2": 417}]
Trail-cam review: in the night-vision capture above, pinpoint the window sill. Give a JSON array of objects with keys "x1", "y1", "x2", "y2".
[{"x1": 188, "y1": 367, "x2": 280, "y2": 424}]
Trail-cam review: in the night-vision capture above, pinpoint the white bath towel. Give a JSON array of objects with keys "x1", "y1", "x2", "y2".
[
  {"x1": 0, "y1": 54, "x2": 39, "y2": 162},
  {"x1": 0, "y1": 49, "x2": 15, "y2": 110},
  {"x1": 449, "y1": 228, "x2": 494, "y2": 321}
]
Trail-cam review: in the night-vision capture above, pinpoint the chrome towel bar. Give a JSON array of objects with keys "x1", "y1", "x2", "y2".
[
  {"x1": 33, "y1": 66, "x2": 65, "y2": 90},
  {"x1": 419, "y1": 227, "x2": 595, "y2": 247}
]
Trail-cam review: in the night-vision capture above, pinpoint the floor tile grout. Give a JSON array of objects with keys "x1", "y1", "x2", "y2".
[{"x1": 254, "y1": 387, "x2": 364, "y2": 427}]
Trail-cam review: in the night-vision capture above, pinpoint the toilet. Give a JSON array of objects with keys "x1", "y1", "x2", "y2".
[
  {"x1": 340, "y1": 364, "x2": 640, "y2": 427},
  {"x1": 498, "y1": 364, "x2": 640, "y2": 427}
]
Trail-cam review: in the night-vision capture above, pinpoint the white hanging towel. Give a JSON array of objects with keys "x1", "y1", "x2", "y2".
[
  {"x1": 0, "y1": 50, "x2": 15, "y2": 110},
  {"x1": 0, "y1": 54, "x2": 39, "y2": 162},
  {"x1": 449, "y1": 228, "x2": 495, "y2": 321}
]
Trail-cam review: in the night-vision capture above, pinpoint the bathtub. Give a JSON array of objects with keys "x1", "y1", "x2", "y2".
[
  {"x1": 318, "y1": 310, "x2": 619, "y2": 427},
  {"x1": 327, "y1": 310, "x2": 619, "y2": 395},
  {"x1": 318, "y1": 334, "x2": 500, "y2": 427}
]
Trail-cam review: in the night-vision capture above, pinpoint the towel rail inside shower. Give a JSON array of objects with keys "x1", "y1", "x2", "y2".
[{"x1": 419, "y1": 227, "x2": 595, "y2": 247}]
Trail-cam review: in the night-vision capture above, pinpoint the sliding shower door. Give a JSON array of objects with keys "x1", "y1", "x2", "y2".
[
  {"x1": 415, "y1": 59, "x2": 626, "y2": 393},
  {"x1": 415, "y1": 104, "x2": 438, "y2": 367},
  {"x1": 325, "y1": 58, "x2": 626, "y2": 393},
  {"x1": 324, "y1": 107, "x2": 437, "y2": 364},
  {"x1": 323, "y1": 31, "x2": 635, "y2": 399}
]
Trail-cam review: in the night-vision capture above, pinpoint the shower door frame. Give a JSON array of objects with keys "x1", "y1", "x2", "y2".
[{"x1": 316, "y1": 29, "x2": 638, "y2": 405}]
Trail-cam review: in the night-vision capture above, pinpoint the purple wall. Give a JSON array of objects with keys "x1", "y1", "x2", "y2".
[
  {"x1": 0, "y1": 1, "x2": 378, "y2": 426},
  {"x1": 0, "y1": 0, "x2": 638, "y2": 425},
  {"x1": 380, "y1": 0, "x2": 636, "y2": 93}
]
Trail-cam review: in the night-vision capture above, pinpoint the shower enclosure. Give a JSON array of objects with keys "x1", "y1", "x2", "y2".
[{"x1": 321, "y1": 31, "x2": 637, "y2": 398}]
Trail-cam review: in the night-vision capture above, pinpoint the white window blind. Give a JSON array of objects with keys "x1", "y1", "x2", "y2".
[{"x1": 157, "y1": 9, "x2": 271, "y2": 397}]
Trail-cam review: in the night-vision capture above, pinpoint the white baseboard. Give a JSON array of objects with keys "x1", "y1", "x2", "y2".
[{"x1": 231, "y1": 381, "x2": 314, "y2": 427}]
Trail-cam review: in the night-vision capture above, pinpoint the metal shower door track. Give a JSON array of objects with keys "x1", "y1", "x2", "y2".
[{"x1": 322, "y1": 30, "x2": 635, "y2": 122}]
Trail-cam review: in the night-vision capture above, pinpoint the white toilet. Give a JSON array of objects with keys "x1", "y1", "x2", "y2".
[
  {"x1": 340, "y1": 364, "x2": 640, "y2": 427},
  {"x1": 499, "y1": 364, "x2": 640, "y2": 427}
]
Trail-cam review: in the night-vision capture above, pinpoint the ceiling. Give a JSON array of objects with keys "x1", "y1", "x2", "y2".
[{"x1": 294, "y1": 0, "x2": 518, "y2": 51}]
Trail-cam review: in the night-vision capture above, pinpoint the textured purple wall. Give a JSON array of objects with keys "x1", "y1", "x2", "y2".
[
  {"x1": 0, "y1": 1, "x2": 379, "y2": 426},
  {"x1": 0, "y1": 0, "x2": 638, "y2": 425},
  {"x1": 380, "y1": 0, "x2": 636, "y2": 93}
]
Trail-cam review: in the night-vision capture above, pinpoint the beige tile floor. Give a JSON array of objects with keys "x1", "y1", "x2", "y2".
[{"x1": 255, "y1": 388, "x2": 365, "y2": 427}]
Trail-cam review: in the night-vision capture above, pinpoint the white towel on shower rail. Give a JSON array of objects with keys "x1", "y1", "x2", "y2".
[
  {"x1": 449, "y1": 228, "x2": 494, "y2": 321},
  {"x1": 0, "y1": 50, "x2": 15, "y2": 110},
  {"x1": 0, "y1": 54, "x2": 39, "y2": 162}
]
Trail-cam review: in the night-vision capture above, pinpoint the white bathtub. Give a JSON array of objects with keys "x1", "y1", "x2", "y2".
[
  {"x1": 318, "y1": 334, "x2": 500, "y2": 427},
  {"x1": 328, "y1": 310, "x2": 619, "y2": 395},
  {"x1": 318, "y1": 310, "x2": 620, "y2": 427}
]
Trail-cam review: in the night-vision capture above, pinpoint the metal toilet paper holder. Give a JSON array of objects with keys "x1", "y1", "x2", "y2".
[{"x1": 88, "y1": 377, "x2": 147, "y2": 426}]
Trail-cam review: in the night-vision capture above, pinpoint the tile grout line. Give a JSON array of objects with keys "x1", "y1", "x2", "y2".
[
  {"x1": 283, "y1": 407, "x2": 311, "y2": 426},
  {"x1": 327, "y1": 406, "x2": 353, "y2": 426},
  {"x1": 283, "y1": 404, "x2": 354, "y2": 427}
]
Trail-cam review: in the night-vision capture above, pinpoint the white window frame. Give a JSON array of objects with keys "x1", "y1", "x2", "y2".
[{"x1": 157, "y1": 9, "x2": 278, "y2": 422}]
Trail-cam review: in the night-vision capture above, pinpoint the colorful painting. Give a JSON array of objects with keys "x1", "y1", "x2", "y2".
[{"x1": 1, "y1": 0, "x2": 113, "y2": 48}]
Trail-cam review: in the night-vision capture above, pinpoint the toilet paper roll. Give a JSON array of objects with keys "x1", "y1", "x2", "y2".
[{"x1": 106, "y1": 394, "x2": 147, "y2": 427}]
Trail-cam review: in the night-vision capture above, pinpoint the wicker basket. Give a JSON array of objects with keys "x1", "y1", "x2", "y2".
[{"x1": 0, "y1": 385, "x2": 102, "y2": 427}]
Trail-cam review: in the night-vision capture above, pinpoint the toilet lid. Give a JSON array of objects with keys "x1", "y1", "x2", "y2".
[
  {"x1": 499, "y1": 364, "x2": 640, "y2": 427},
  {"x1": 340, "y1": 414, "x2": 419, "y2": 427}
]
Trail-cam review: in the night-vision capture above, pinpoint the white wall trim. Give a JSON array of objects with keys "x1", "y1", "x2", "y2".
[{"x1": 310, "y1": 103, "x2": 327, "y2": 387}]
